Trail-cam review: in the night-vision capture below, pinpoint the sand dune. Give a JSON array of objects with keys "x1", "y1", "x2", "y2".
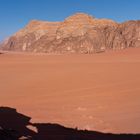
[{"x1": 0, "y1": 48, "x2": 140, "y2": 133}]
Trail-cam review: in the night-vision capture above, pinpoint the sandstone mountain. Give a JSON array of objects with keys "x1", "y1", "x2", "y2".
[{"x1": 1, "y1": 13, "x2": 140, "y2": 54}]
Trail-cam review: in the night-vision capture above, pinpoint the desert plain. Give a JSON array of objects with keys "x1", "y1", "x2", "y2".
[{"x1": 0, "y1": 47, "x2": 140, "y2": 133}]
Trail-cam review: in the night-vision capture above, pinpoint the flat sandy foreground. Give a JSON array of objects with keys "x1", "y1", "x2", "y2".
[{"x1": 0, "y1": 48, "x2": 140, "y2": 134}]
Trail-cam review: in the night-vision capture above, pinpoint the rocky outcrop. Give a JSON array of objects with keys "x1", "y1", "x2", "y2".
[{"x1": 1, "y1": 13, "x2": 140, "y2": 54}]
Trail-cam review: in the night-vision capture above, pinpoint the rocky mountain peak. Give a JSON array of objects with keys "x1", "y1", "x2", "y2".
[
  {"x1": 65, "y1": 13, "x2": 94, "y2": 22},
  {"x1": 14, "y1": 20, "x2": 60, "y2": 36},
  {"x1": 1, "y1": 13, "x2": 140, "y2": 53}
]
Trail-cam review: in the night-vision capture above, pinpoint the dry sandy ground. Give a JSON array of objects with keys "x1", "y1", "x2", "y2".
[{"x1": 0, "y1": 48, "x2": 140, "y2": 133}]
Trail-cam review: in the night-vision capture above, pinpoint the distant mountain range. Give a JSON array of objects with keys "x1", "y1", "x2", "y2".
[{"x1": 1, "y1": 13, "x2": 140, "y2": 54}]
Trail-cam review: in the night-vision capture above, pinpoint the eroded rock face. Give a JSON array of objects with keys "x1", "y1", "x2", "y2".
[{"x1": 1, "y1": 13, "x2": 140, "y2": 53}]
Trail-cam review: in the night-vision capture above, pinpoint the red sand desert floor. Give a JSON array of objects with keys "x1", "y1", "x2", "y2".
[{"x1": 0, "y1": 48, "x2": 140, "y2": 133}]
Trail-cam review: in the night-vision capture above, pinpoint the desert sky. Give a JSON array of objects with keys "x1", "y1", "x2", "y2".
[{"x1": 0, "y1": 48, "x2": 140, "y2": 133}]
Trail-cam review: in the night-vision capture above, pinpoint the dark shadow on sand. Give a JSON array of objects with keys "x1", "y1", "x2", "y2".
[{"x1": 0, "y1": 106, "x2": 140, "y2": 140}]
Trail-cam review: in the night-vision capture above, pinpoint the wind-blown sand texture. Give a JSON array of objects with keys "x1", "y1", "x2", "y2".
[{"x1": 0, "y1": 47, "x2": 140, "y2": 133}]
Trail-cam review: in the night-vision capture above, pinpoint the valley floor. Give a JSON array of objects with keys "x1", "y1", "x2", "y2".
[{"x1": 0, "y1": 47, "x2": 140, "y2": 133}]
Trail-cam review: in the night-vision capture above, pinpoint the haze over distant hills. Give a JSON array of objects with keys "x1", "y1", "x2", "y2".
[{"x1": 1, "y1": 13, "x2": 140, "y2": 54}]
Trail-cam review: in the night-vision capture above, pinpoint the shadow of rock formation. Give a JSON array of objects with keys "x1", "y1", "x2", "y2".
[
  {"x1": 0, "y1": 107, "x2": 36, "y2": 139},
  {"x1": 0, "y1": 106, "x2": 140, "y2": 140}
]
